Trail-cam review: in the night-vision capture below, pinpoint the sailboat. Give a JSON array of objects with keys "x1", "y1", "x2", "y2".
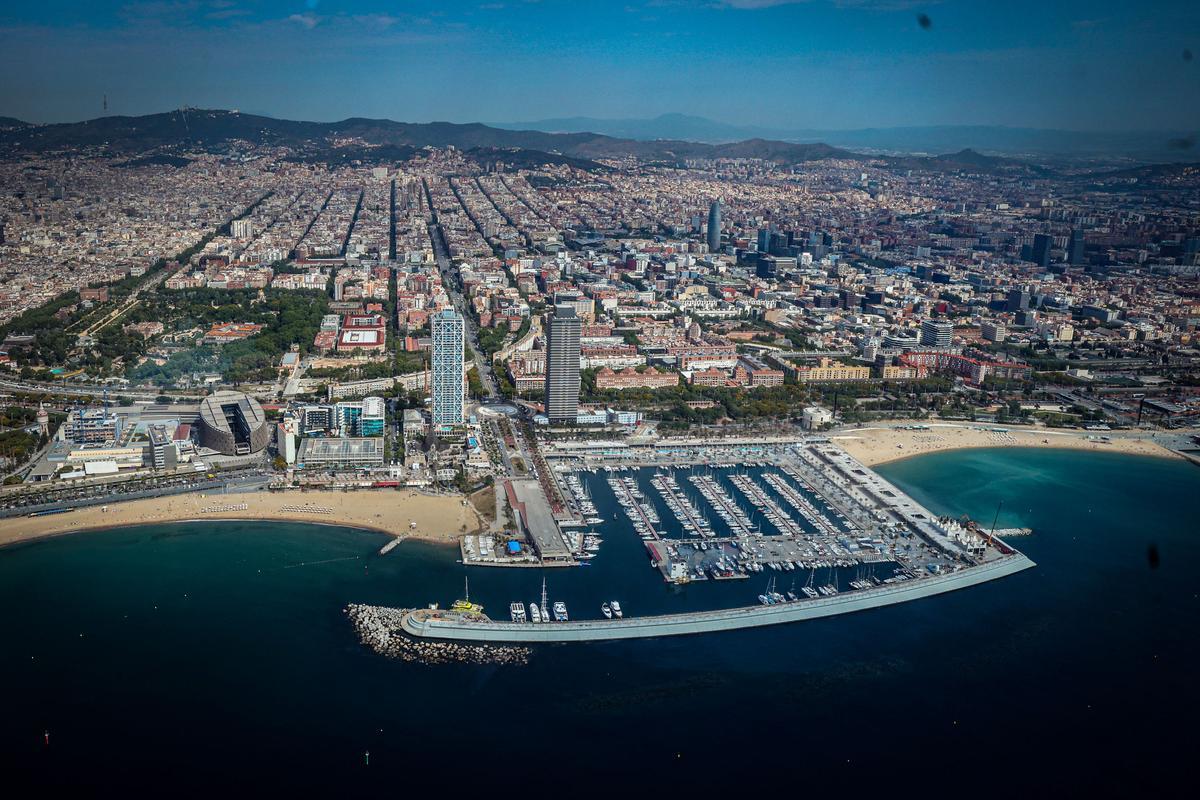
[
  {"x1": 802, "y1": 566, "x2": 819, "y2": 599},
  {"x1": 450, "y1": 577, "x2": 483, "y2": 614},
  {"x1": 758, "y1": 577, "x2": 776, "y2": 605}
]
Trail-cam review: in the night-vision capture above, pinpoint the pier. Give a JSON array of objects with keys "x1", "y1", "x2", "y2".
[
  {"x1": 727, "y1": 473, "x2": 806, "y2": 538},
  {"x1": 650, "y1": 472, "x2": 711, "y2": 537},
  {"x1": 687, "y1": 474, "x2": 757, "y2": 538},
  {"x1": 763, "y1": 472, "x2": 843, "y2": 537}
]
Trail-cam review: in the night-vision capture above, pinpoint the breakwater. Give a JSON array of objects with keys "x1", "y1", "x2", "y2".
[
  {"x1": 346, "y1": 603, "x2": 530, "y2": 665},
  {"x1": 394, "y1": 553, "x2": 1035, "y2": 643}
]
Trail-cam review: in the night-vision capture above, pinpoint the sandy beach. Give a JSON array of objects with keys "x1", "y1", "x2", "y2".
[
  {"x1": 0, "y1": 489, "x2": 484, "y2": 550},
  {"x1": 832, "y1": 423, "x2": 1183, "y2": 467}
]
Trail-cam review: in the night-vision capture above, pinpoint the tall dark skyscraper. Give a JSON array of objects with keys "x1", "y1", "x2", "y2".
[
  {"x1": 756, "y1": 227, "x2": 770, "y2": 253},
  {"x1": 1007, "y1": 289, "x2": 1031, "y2": 313},
  {"x1": 1031, "y1": 234, "x2": 1052, "y2": 268},
  {"x1": 1068, "y1": 229, "x2": 1086, "y2": 265},
  {"x1": 544, "y1": 305, "x2": 582, "y2": 424},
  {"x1": 707, "y1": 199, "x2": 721, "y2": 253}
]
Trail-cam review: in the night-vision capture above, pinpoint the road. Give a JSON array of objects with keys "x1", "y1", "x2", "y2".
[
  {"x1": 0, "y1": 377, "x2": 205, "y2": 402},
  {"x1": 425, "y1": 220, "x2": 501, "y2": 400},
  {"x1": 71, "y1": 254, "x2": 185, "y2": 341},
  {"x1": 0, "y1": 468, "x2": 272, "y2": 515}
]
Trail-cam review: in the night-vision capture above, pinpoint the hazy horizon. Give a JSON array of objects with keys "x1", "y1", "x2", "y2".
[{"x1": 2, "y1": 108, "x2": 1194, "y2": 137}]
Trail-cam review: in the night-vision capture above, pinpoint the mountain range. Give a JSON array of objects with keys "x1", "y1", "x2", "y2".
[
  {"x1": 496, "y1": 113, "x2": 1198, "y2": 162},
  {"x1": 0, "y1": 109, "x2": 1170, "y2": 178},
  {"x1": 0, "y1": 109, "x2": 854, "y2": 168}
]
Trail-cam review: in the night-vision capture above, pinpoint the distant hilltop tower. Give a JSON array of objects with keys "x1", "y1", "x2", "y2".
[
  {"x1": 707, "y1": 199, "x2": 722, "y2": 253},
  {"x1": 36, "y1": 402, "x2": 49, "y2": 438}
]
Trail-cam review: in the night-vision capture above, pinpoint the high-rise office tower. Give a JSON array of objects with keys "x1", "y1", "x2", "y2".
[
  {"x1": 1184, "y1": 237, "x2": 1200, "y2": 266},
  {"x1": 431, "y1": 309, "x2": 464, "y2": 427},
  {"x1": 920, "y1": 319, "x2": 954, "y2": 348},
  {"x1": 757, "y1": 228, "x2": 770, "y2": 253},
  {"x1": 544, "y1": 305, "x2": 582, "y2": 424},
  {"x1": 707, "y1": 199, "x2": 722, "y2": 253},
  {"x1": 1031, "y1": 234, "x2": 1052, "y2": 268},
  {"x1": 1068, "y1": 229, "x2": 1086, "y2": 265},
  {"x1": 1007, "y1": 289, "x2": 1030, "y2": 313}
]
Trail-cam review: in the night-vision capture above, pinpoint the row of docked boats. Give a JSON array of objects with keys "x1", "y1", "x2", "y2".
[
  {"x1": 508, "y1": 599, "x2": 624, "y2": 623},
  {"x1": 563, "y1": 472, "x2": 605, "y2": 525},
  {"x1": 508, "y1": 579, "x2": 573, "y2": 623},
  {"x1": 687, "y1": 474, "x2": 756, "y2": 538},
  {"x1": 564, "y1": 530, "x2": 604, "y2": 560},
  {"x1": 650, "y1": 472, "x2": 712, "y2": 537},
  {"x1": 755, "y1": 571, "x2": 870, "y2": 605},
  {"x1": 726, "y1": 473, "x2": 806, "y2": 538},
  {"x1": 777, "y1": 466, "x2": 855, "y2": 534},
  {"x1": 609, "y1": 475, "x2": 659, "y2": 541}
]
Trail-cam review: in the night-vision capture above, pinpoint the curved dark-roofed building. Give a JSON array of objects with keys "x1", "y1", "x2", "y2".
[{"x1": 198, "y1": 391, "x2": 269, "y2": 455}]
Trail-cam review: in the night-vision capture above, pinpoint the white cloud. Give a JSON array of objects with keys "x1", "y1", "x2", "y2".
[{"x1": 287, "y1": 13, "x2": 320, "y2": 30}]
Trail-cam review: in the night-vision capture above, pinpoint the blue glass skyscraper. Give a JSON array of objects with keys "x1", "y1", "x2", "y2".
[{"x1": 707, "y1": 199, "x2": 721, "y2": 253}]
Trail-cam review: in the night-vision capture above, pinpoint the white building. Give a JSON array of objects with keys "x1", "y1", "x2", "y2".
[
  {"x1": 920, "y1": 319, "x2": 954, "y2": 348},
  {"x1": 802, "y1": 406, "x2": 834, "y2": 430}
]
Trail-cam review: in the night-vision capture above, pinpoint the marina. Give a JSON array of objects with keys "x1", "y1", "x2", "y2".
[
  {"x1": 551, "y1": 442, "x2": 981, "y2": 588},
  {"x1": 363, "y1": 440, "x2": 1039, "y2": 642}
]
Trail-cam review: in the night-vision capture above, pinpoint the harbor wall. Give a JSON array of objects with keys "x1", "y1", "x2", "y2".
[{"x1": 400, "y1": 553, "x2": 1036, "y2": 643}]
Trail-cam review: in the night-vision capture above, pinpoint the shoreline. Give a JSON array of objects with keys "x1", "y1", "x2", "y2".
[
  {"x1": 0, "y1": 488, "x2": 484, "y2": 552},
  {"x1": 831, "y1": 422, "x2": 1186, "y2": 467},
  {"x1": 2, "y1": 430, "x2": 1191, "y2": 551}
]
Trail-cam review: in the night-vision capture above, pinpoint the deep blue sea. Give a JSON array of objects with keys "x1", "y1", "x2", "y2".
[{"x1": 1, "y1": 448, "x2": 1196, "y2": 795}]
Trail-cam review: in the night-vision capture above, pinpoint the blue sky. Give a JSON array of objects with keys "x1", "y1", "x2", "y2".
[{"x1": 1, "y1": 1, "x2": 1197, "y2": 130}]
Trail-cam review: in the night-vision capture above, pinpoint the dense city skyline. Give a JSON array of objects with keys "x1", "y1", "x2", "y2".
[{"x1": 2, "y1": 1, "x2": 1198, "y2": 131}]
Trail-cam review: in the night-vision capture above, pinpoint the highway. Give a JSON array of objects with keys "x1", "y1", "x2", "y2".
[{"x1": 0, "y1": 376, "x2": 203, "y2": 402}]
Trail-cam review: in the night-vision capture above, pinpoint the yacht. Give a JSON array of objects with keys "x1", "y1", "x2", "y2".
[
  {"x1": 601, "y1": 602, "x2": 613, "y2": 619},
  {"x1": 528, "y1": 602, "x2": 542, "y2": 623},
  {"x1": 610, "y1": 601, "x2": 623, "y2": 618},
  {"x1": 552, "y1": 601, "x2": 569, "y2": 622},
  {"x1": 510, "y1": 602, "x2": 527, "y2": 623}
]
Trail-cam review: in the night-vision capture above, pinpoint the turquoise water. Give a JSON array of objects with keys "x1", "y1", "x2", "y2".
[{"x1": 1, "y1": 448, "x2": 1196, "y2": 793}]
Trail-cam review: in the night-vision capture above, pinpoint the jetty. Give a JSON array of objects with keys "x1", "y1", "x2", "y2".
[{"x1": 391, "y1": 552, "x2": 1035, "y2": 644}]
